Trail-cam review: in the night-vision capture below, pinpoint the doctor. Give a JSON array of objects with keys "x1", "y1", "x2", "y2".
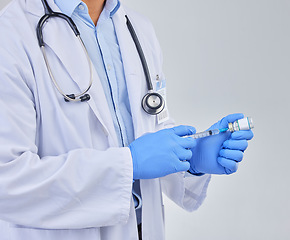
[{"x1": 0, "y1": 0, "x2": 253, "y2": 239}]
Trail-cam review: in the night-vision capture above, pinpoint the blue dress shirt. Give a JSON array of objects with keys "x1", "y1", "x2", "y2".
[{"x1": 54, "y1": 0, "x2": 142, "y2": 225}]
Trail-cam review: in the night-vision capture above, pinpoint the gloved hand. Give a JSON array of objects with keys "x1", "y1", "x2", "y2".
[
  {"x1": 129, "y1": 125, "x2": 197, "y2": 179},
  {"x1": 189, "y1": 113, "x2": 254, "y2": 175}
]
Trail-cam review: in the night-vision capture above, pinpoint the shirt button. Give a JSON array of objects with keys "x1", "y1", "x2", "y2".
[
  {"x1": 107, "y1": 64, "x2": 112, "y2": 71},
  {"x1": 78, "y1": 5, "x2": 85, "y2": 11}
]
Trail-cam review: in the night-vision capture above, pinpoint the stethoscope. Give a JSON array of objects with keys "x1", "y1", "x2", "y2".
[{"x1": 37, "y1": 0, "x2": 165, "y2": 115}]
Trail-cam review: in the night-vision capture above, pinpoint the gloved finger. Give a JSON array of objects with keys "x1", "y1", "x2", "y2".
[
  {"x1": 217, "y1": 157, "x2": 239, "y2": 174},
  {"x1": 219, "y1": 113, "x2": 244, "y2": 128},
  {"x1": 223, "y1": 139, "x2": 248, "y2": 151},
  {"x1": 175, "y1": 160, "x2": 190, "y2": 172},
  {"x1": 174, "y1": 146, "x2": 193, "y2": 160},
  {"x1": 177, "y1": 137, "x2": 197, "y2": 149},
  {"x1": 219, "y1": 149, "x2": 244, "y2": 162},
  {"x1": 231, "y1": 130, "x2": 254, "y2": 140},
  {"x1": 171, "y1": 125, "x2": 196, "y2": 137}
]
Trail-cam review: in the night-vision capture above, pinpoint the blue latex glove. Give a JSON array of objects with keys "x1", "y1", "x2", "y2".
[
  {"x1": 189, "y1": 113, "x2": 254, "y2": 175},
  {"x1": 129, "y1": 126, "x2": 197, "y2": 179}
]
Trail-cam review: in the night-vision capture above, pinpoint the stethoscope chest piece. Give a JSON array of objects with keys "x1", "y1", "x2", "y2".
[{"x1": 142, "y1": 92, "x2": 165, "y2": 115}]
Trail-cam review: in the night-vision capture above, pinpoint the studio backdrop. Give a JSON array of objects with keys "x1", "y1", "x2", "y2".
[{"x1": 1, "y1": 0, "x2": 289, "y2": 239}]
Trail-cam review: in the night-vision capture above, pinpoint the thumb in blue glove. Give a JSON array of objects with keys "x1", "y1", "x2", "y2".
[
  {"x1": 129, "y1": 125, "x2": 197, "y2": 179},
  {"x1": 189, "y1": 113, "x2": 254, "y2": 175}
]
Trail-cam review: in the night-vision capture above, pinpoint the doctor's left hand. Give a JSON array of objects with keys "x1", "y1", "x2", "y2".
[{"x1": 189, "y1": 113, "x2": 254, "y2": 175}]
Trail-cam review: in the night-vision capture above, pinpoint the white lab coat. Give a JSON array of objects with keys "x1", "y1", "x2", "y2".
[{"x1": 0, "y1": 0, "x2": 211, "y2": 239}]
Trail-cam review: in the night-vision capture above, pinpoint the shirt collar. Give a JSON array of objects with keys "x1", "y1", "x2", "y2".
[
  {"x1": 54, "y1": 0, "x2": 120, "y2": 18},
  {"x1": 105, "y1": 0, "x2": 120, "y2": 17},
  {"x1": 54, "y1": 0, "x2": 81, "y2": 17}
]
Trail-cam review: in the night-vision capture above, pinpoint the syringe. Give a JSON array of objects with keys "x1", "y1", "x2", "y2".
[
  {"x1": 191, "y1": 128, "x2": 228, "y2": 139},
  {"x1": 190, "y1": 117, "x2": 254, "y2": 139}
]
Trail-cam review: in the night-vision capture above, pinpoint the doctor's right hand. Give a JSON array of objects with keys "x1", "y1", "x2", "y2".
[{"x1": 129, "y1": 126, "x2": 197, "y2": 179}]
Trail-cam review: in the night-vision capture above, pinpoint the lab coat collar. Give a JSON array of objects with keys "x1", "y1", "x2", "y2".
[
  {"x1": 43, "y1": 22, "x2": 118, "y2": 145},
  {"x1": 112, "y1": 7, "x2": 140, "y2": 77}
]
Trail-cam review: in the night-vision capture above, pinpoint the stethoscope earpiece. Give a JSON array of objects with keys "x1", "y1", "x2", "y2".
[
  {"x1": 142, "y1": 92, "x2": 165, "y2": 115},
  {"x1": 64, "y1": 94, "x2": 90, "y2": 102},
  {"x1": 80, "y1": 94, "x2": 90, "y2": 102},
  {"x1": 64, "y1": 94, "x2": 76, "y2": 102}
]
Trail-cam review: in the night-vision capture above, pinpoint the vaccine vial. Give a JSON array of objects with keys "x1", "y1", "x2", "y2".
[{"x1": 228, "y1": 117, "x2": 254, "y2": 132}]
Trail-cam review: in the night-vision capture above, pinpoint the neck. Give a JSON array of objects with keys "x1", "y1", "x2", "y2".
[{"x1": 82, "y1": 0, "x2": 106, "y2": 25}]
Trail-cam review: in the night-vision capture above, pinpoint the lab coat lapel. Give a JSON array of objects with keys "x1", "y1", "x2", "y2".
[
  {"x1": 43, "y1": 22, "x2": 119, "y2": 145},
  {"x1": 112, "y1": 7, "x2": 152, "y2": 138},
  {"x1": 25, "y1": 0, "x2": 119, "y2": 146}
]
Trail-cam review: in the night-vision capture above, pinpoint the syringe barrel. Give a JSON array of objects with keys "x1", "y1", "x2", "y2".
[
  {"x1": 229, "y1": 117, "x2": 254, "y2": 132},
  {"x1": 191, "y1": 129, "x2": 220, "y2": 139}
]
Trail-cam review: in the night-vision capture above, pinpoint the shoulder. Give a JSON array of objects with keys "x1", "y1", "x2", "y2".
[
  {"x1": 121, "y1": 5, "x2": 162, "y2": 57},
  {"x1": 122, "y1": 5, "x2": 156, "y2": 37},
  {"x1": 119, "y1": 4, "x2": 164, "y2": 75},
  {"x1": 0, "y1": 0, "x2": 25, "y2": 27},
  {"x1": 0, "y1": 0, "x2": 37, "y2": 55},
  {"x1": 0, "y1": 0, "x2": 38, "y2": 88},
  {"x1": 0, "y1": 0, "x2": 17, "y2": 18},
  {"x1": 0, "y1": 1, "x2": 34, "y2": 58}
]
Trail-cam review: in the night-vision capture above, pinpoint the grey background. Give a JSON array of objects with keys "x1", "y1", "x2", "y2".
[{"x1": 1, "y1": 0, "x2": 289, "y2": 239}]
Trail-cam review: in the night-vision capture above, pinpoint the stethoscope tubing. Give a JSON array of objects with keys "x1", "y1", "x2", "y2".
[
  {"x1": 125, "y1": 15, "x2": 165, "y2": 115},
  {"x1": 37, "y1": 0, "x2": 93, "y2": 102},
  {"x1": 37, "y1": 0, "x2": 165, "y2": 114},
  {"x1": 37, "y1": 12, "x2": 80, "y2": 47},
  {"x1": 125, "y1": 15, "x2": 153, "y2": 91}
]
